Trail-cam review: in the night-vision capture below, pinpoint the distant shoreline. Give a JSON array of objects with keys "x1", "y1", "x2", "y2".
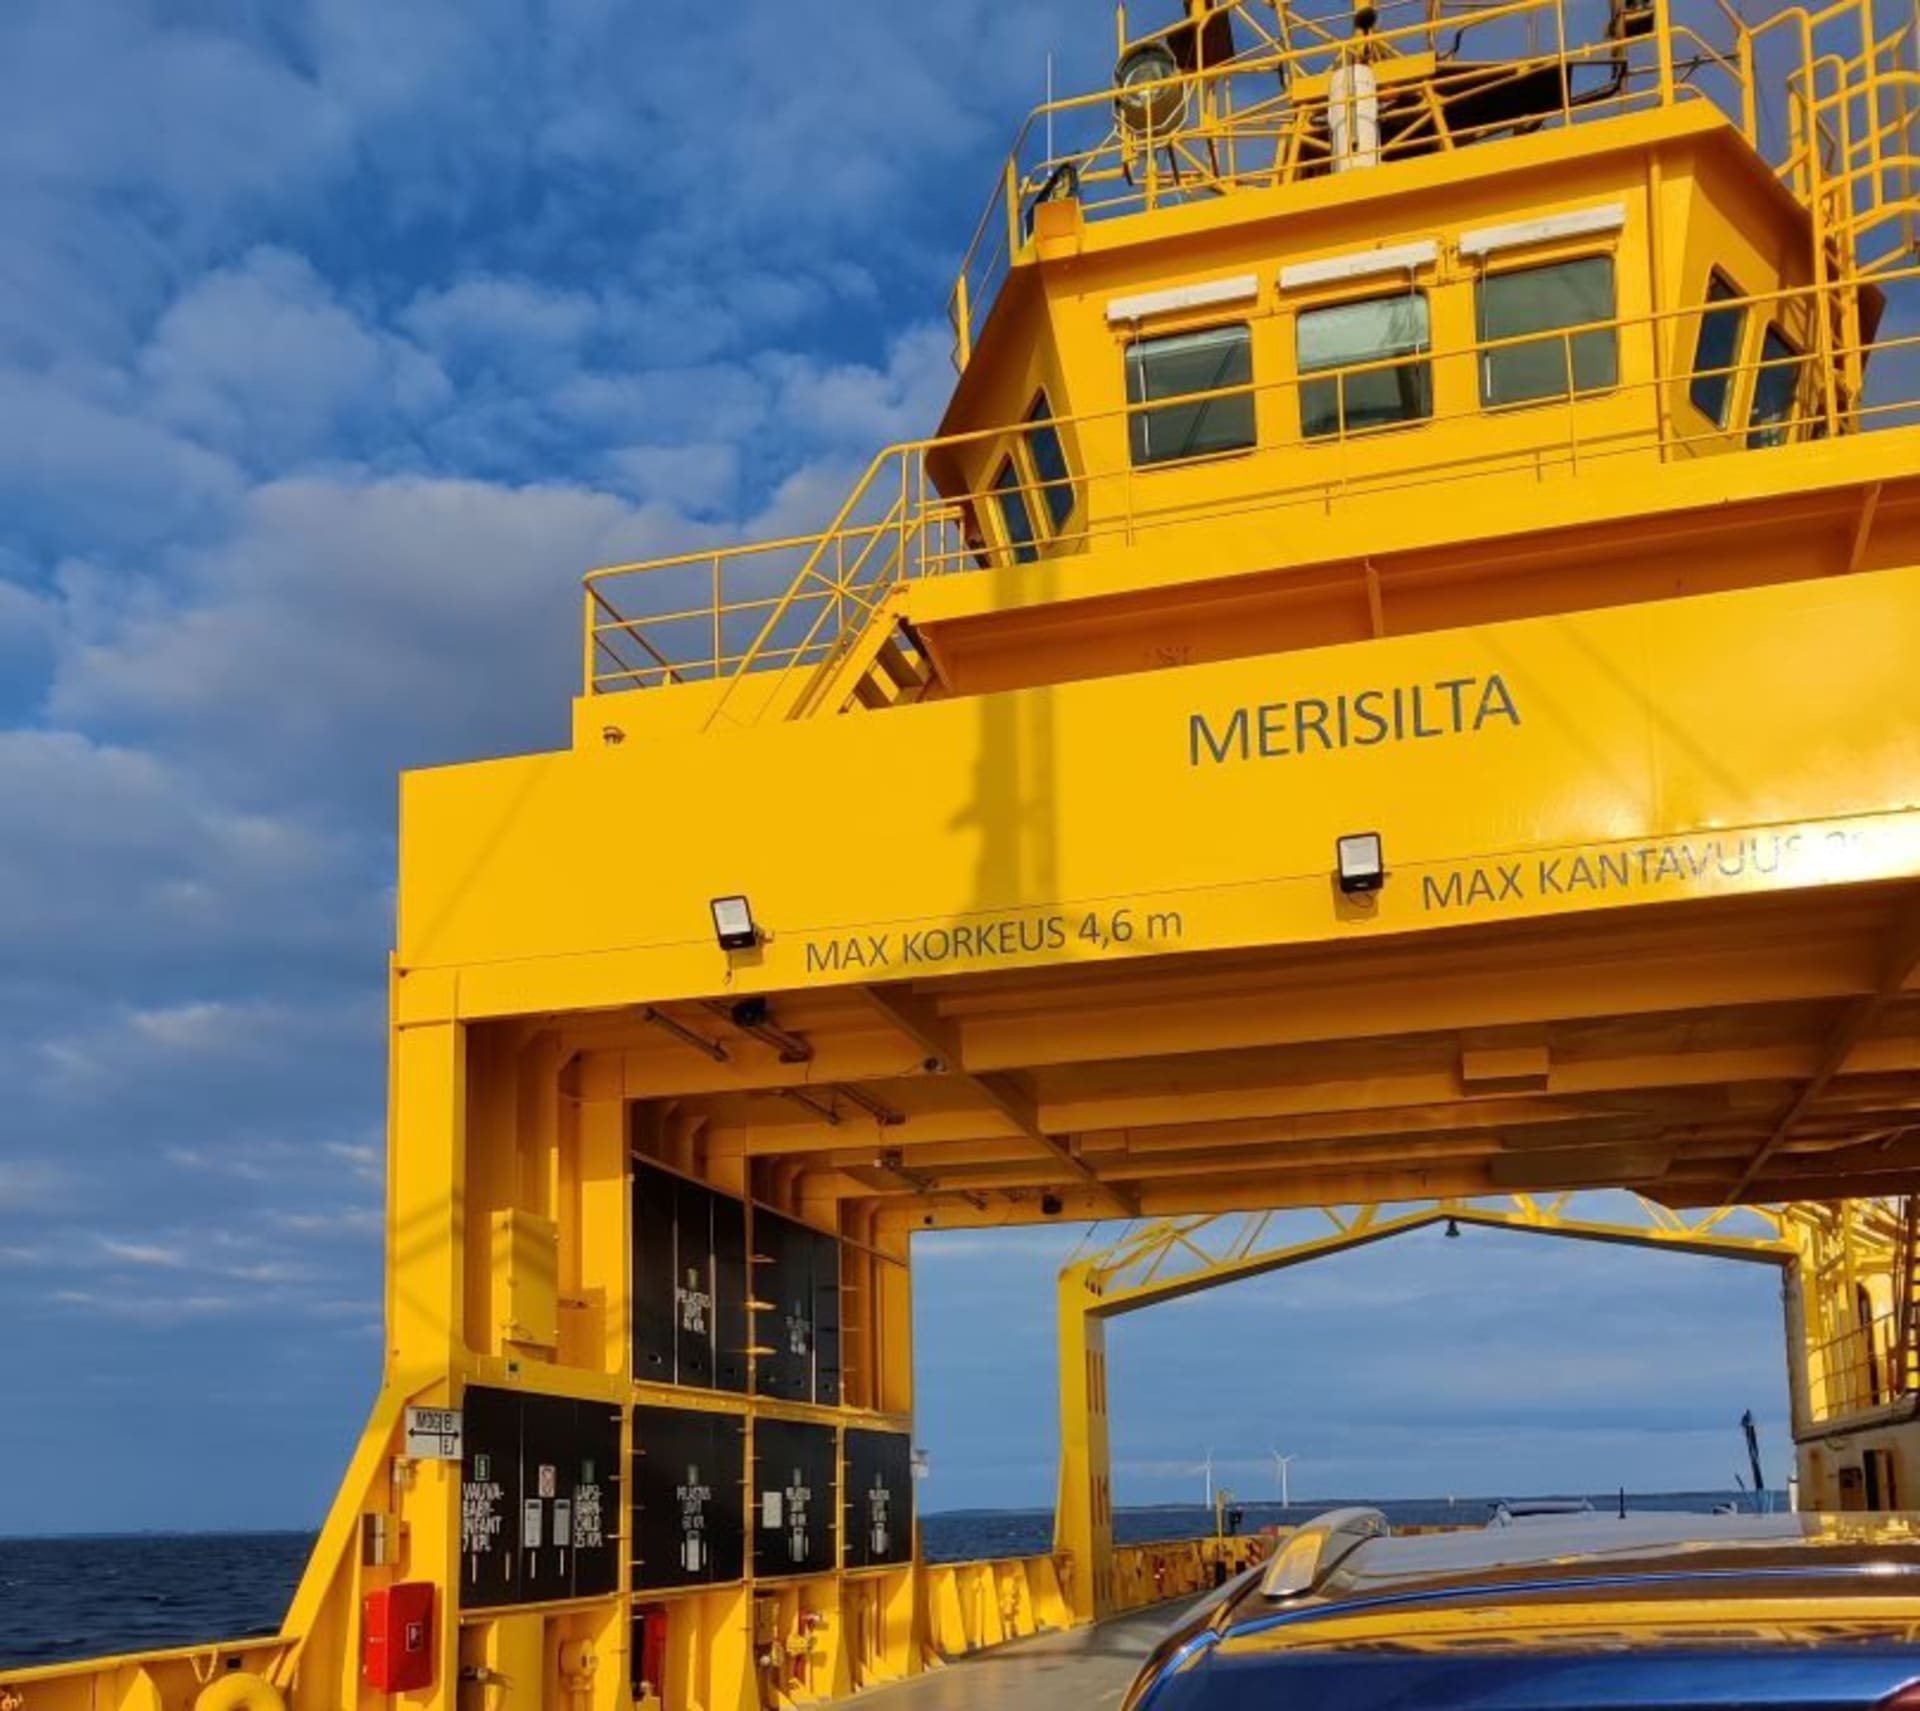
[{"x1": 1, "y1": 1490, "x2": 1755, "y2": 1543}]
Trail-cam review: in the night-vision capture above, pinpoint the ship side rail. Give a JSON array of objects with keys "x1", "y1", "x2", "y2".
[
  {"x1": 585, "y1": 263, "x2": 1920, "y2": 719},
  {"x1": 918, "y1": 1535, "x2": 1276, "y2": 1661},
  {"x1": 1804, "y1": 1303, "x2": 1906, "y2": 1422},
  {"x1": 949, "y1": 0, "x2": 1918, "y2": 367},
  {"x1": 0, "y1": 1381, "x2": 429, "y2": 1710}
]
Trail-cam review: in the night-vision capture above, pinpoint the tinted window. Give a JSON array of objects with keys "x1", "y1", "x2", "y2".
[
  {"x1": 1748, "y1": 325, "x2": 1804, "y2": 447},
  {"x1": 1479, "y1": 256, "x2": 1618, "y2": 406},
  {"x1": 991, "y1": 457, "x2": 1039, "y2": 564},
  {"x1": 1689, "y1": 273, "x2": 1745, "y2": 427},
  {"x1": 1296, "y1": 292, "x2": 1432, "y2": 439},
  {"x1": 1126, "y1": 323, "x2": 1256, "y2": 466},
  {"x1": 1024, "y1": 394, "x2": 1075, "y2": 530}
]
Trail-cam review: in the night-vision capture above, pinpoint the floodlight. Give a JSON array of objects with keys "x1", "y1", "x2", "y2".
[
  {"x1": 1335, "y1": 832, "x2": 1386, "y2": 895},
  {"x1": 710, "y1": 895, "x2": 758, "y2": 951}
]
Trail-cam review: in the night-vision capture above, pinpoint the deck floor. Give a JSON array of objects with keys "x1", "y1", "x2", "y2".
[{"x1": 856, "y1": 1600, "x2": 1197, "y2": 1710}]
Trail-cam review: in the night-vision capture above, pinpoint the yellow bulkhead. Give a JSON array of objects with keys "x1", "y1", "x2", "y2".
[{"x1": 10, "y1": 0, "x2": 1920, "y2": 1708}]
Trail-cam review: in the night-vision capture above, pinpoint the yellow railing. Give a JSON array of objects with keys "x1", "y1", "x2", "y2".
[
  {"x1": 950, "y1": 0, "x2": 1735, "y2": 363},
  {"x1": 949, "y1": 0, "x2": 1919, "y2": 367},
  {"x1": 583, "y1": 263, "x2": 1920, "y2": 713},
  {"x1": 1805, "y1": 1304, "x2": 1905, "y2": 1421},
  {"x1": 917, "y1": 1534, "x2": 1275, "y2": 1661}
]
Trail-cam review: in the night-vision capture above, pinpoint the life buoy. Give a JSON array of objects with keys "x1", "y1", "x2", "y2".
[{"x1": 194, "y1": 1672, "x2": 287, "y2": 1711}]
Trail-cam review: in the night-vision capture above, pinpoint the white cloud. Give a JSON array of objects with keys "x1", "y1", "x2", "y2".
[
  {"x1": 222, "y1": 1260, "x2": 315, "y2": 1285},
  {"x1": 0, "y1": 367, "x2": 243, "y2": 546},
  {"x1": 269, "y1": 1207, "x2": 384, "y2": 1239},
  {"x1": 96, "y1": 1237, "x2": 189, "y2": 1269},
  {"x1": 130, "y1": 1001, "x2": 253, "y2": 1053},
  {"x1": 767, "y1": 323, "x2": 956, "y2": 450},
  {"x1": 324, "y1": 1141, "x2": 384, "y2": 1186},
  {"x1": 606, "y1": 443, "x2": 742, "y2": 513},
  {"x1": 404, "y1": 277, "x2": 599, "y2": 366},
  {"x1": 0, "y1": 575, "x2": 54, "y2": 654},
  {"x1": 141, "y1": 248, "x2": 450, "y2": 464},
  {"x1": 50, "y1": 1287, "x2": 242, "y2": 1324},
  {"x1": 3, "y1": 14, "x2": 344, "y2": 204},
  {"x1": 0, "y1": 728, "x2": 363, "y2": 962},
  {"x1": 47, "y1": 475, "x2": 686, "y2": 804}
]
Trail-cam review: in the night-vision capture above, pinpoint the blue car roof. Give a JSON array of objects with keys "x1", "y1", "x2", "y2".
[
  {"x1": 1138, "y1": 1647, "x2": 1920, "y2": 1711},
  {"x1": 1313, "y1": 1511, "x2": 1920, "y2": 1601},
  {"x1": 1125, "y1": 1512, "x2": 1920, "y2": 1711}
]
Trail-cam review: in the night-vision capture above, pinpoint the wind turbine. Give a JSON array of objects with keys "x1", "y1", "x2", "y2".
[
  {"x1": 1193, "y1": 1448, "x2": 1216, "y2": 1510},
  {"x1": 1271, "y1": 1449, "x2": 1297, "y2": 1508}
]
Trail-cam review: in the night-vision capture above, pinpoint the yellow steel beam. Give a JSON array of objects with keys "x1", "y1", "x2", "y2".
[
  {"x1": 1052, "y1": 1193, "x2": 1817, "y2": 1619},
  {"x1": 1086, "y1": 1201, "x2": 1798, "y2": 1317},
  {"x1": 1729, "y1": 892, "x2": 1920, "y2": 1199},
  {"x1": 861, "y1": 983, "x2": 1141, "y2": 1217}
]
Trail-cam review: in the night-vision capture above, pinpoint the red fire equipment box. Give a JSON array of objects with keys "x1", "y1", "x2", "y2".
[{"x1": 363, "y1": 1582, "x2": 435, "y2": 1692}]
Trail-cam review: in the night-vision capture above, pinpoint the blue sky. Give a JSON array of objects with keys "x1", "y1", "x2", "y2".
[
  {"x1": 0, "y1": 0, "x2": 1790, "y2": 1536},
  {"x1": 915, "y1": 1215, "x2": 1791, "y2": 1514}
]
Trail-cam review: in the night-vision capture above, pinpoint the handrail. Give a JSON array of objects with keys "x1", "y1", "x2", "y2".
[
  {"x1": 1804, "y1": 1304, "x2": 1904, "y2": 1421},
  {"x1": 947, "y1": 0, "x2": 1920, "y2": 368},
  {"x1": 581, "y1": 262, "x2": 1920, "y2": 707},
  {"x1": 949, "y1": 0, "x2": 1761, "y2": 365}
]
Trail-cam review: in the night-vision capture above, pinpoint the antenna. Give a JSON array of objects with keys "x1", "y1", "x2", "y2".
[{"x1": 1047, "y1": 51, "x2": 1055, "y2": 163}]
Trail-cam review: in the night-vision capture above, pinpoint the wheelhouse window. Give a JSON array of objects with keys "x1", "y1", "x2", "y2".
[
  {"x1": 1125, "y1": 323, "x2": 1256, "y2": 467},
  {"x1": 1748, "y1": 325, "x2": 1805, "y2": 447},
  {"x1": 1688, "y1": 273, "x2": 1746, "y2": 428},
  {"x1": 1296, "y1": 291, "x2": 1432, "y2": 440},
  {"x1": 1024, "y1": 393, "x2": 1075, "y2": 531},
  {"x1": 1478, "y1": 255, "x2": 1618, "y2": 406},
  {"x1": 991, "y1": 457, "x2": 1039, "y2": 564}
]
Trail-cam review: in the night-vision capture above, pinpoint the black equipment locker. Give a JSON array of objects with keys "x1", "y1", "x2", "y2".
[
  {"x1": 751, "y1": 1417, "x2": 837, "y2": 1579},
  {"x1": 673, "y1": 1175, "x2": 717, "y2": 1388},
  {"x1": 812, "y1": 1228, "x2": 842, "y2": 1407},
  {"x1": 752, "y1": 1210, "x2": 812, "y2": 1401},
  {"x1": 461, "y1": 1386, "x2": 620, "y2": 1607},
  {"x1": 460, "y1": 1384, "x2": 522, "y2": 1607},
  {"x1": 713, "y1": 1191, "x2": 749, "y2": 1393},
  {"x1": 631, "y1": 1404, "x2": 746, "y2": 1591},
  {"x1": 634, "y1": 1159, "x2": 748, "y2": 1392},
  {"x1": 568, "y1": 1397, "x2": 623, "y2": 1598},
  {"x1": 843, "y1": 1429, "x2": 914, "y2": 1568},
  {"x1": 632, "y1": 1161, "x2": 678, "y2": 1384},
  {"x1": 753, "y1": 1210, "x2": 841, "y2": 1403}
]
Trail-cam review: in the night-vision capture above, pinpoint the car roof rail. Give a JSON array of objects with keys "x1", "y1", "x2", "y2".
[{"x1": 1260, "y1": 1506, "x2": 1391, "y2": 1599}]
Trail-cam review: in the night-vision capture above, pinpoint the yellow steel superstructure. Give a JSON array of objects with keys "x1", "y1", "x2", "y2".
[
  {"x1": 1053, "y1": 1195, "x2": 1920, "y2": 1621},
  {"x1": 8, "y1": 0, "x2": 1920, "y2": 1707}
]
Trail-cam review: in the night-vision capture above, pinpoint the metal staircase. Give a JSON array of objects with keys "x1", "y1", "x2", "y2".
[{"x1": 1894, "y1": 1195, "x2": 1920, "y2": 1396}]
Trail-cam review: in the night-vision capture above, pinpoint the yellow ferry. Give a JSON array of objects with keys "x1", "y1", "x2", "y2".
[{"x1": 6, "y1": 0, "x2": 1920, "y2": 1705}]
